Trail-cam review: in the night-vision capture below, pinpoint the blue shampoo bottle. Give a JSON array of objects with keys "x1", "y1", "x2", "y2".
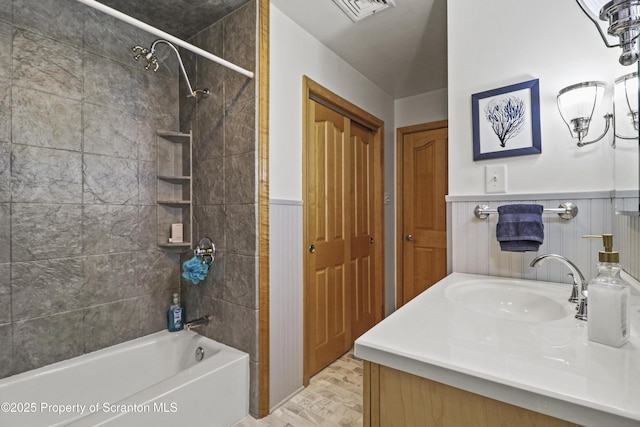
[{"x1": 168, "y1": 293, "x2": 184, "y2": 332}]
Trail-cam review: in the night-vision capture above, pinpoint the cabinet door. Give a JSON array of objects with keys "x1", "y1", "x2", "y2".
[{"x1": 365, "y1": 363, "x2": 581, "y2": 427}]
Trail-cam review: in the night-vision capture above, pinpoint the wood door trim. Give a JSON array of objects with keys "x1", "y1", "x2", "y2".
[
  {"x1": 302, "y1": 76, "x2": 385, "y2": 385},
  {"x1": 395, "y1": 120, "x2": 448, "y2": 309},
  {"x1": 258, "y1": 0, "x2": 270, "y2": 417},
  {"x1": 305, "y1": 78, "x2": 383, "y2": 131}
]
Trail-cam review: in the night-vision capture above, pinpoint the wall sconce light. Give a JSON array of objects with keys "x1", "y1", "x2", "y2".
[
  {"x1": 557, "y1": 81, "x2": 611, "y2": 146},
  {"x1": 575, "y1": 0, "x2": 640, "y2": 66},
  {"x1": 557, "y1": 74, "x2": 639, "y2": 146},
  {"x1": 614, "y1": 71, "x2": 639, "y2": 137}
]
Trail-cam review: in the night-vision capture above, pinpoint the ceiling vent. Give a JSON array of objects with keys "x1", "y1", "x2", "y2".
[{"x1": 332, "y1": 0, "x2": 396, "y2": 23}]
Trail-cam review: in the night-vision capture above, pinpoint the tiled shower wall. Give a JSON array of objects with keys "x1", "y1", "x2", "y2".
[
  {"x1": 0, "y1": 0, "x2": 183, "y2": 377},
  {"x1": 449, "y1": 192, "x2": 640, "y2": 283},
  {"x1": 178, "y1": 1, "x2": 260, "y2": 417}
]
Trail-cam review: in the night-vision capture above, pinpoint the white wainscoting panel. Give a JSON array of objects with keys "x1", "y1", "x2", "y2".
[
  {"x1": 267, "y1": 194, "x2": 640, "y2": 411},
  {"x1": 614, "y1": 212, "x2": 640, "y2": 280},
  {"x1": 269, "y1": 199, "x2": 304, "y2": 410},
  {"x1": 449, "y1": 195, "x2": 613, "y2": 284}
]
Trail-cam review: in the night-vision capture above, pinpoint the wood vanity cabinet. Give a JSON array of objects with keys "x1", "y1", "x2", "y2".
[{"x1": 363, "y1": 361, "x2": 582, "y2": 427}]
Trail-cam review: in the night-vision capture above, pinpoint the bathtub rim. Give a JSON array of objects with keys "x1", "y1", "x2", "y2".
[{"x1": 0, "y1": 329, "x2": 250, "y2": 427}]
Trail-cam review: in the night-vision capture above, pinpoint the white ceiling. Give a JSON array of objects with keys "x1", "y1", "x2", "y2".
[
  {"x1": 97, "y1": 0, "x2": 252, "y2": 39},
  {"x1": 270, "y1": 0, "x2": 447, "y2": 99}
]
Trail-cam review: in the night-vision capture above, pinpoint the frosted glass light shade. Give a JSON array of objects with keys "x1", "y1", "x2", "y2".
[
  {"x1": 576, "y1": 0, "x2": 640, "y2": 65},
  {"x1": 557, "y1": 81, "x2": 606, "y2": 141},
  {"x1": 615, "y1": 71, "x2": 639, "y2": 131},
  {"x1": 575, "y1": 0, "x2": 618, "y2": 48}
]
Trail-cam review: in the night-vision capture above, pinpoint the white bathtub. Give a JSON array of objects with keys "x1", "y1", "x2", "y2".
[{"x1": 0, "y1": 330, "x2": 249, "y2": 427}]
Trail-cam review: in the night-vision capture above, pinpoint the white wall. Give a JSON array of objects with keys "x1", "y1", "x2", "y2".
[
  {"x1": 395, "y1": 88, "x2": 448, "y2": 128},
  {"x1": 449, "y1": 192, "x2": 613, "y2": 284},
  {"x1": 270, "y1": 5, "x2": 394, "y2": 201},
  {"x1": 269, "y1": 0, "x2": 639, "y2": 412},
  {"x1": 269, "y1": 3, "x2": 395, "y2": 410},
  {"x1": 446, "y1": 0, "x2": 640, "y2": 285},
  {"x1": 447, "y1": 0, "x2": 629, "y2": 196}
]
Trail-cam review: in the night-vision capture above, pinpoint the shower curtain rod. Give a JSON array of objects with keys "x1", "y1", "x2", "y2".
[{"x1": 74, "y1": 0, "x2": 255, "y2": 79}]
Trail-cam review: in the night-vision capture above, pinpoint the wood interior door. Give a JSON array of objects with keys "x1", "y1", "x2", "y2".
[
  {"x1": 303, "y1": 77, "x2": 384, "y2": 384},
  {"x1": 304, "y1": 101, "x2": 352, "y2": 380},
  {"x1": 350, "y1": 121, "x2": 377, "y2": 340},
  {"x1": 399, "y1": 124, "x2": 448, "y2": 306}
]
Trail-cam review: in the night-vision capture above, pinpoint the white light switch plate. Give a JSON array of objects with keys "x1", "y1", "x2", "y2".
[{"x1": 485, "y1": 165, "x2": 507, "y2": 193}]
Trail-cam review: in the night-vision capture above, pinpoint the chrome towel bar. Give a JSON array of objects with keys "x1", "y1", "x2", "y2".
[{"x1": 474, "y1": 202, "x2": 578, "y2": 220}]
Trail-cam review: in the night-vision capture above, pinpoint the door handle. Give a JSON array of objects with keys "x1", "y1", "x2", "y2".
[
  {"x1": 406, "y1": 234, "x2": 414, "y2": 242},
  {"x1": 309, "y1": 244, "x2": 316, "y2": 253}
]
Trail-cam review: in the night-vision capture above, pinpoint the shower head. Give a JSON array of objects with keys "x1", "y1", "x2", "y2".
[
  {"x1": 132, "y1": 45, "x2": 159, "y2": 71},
  {"x1": 131, "y1": 39, "x2": 208, "y2": 98}
]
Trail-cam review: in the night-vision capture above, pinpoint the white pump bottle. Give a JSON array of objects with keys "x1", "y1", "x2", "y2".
[{"x1": 585, "y1": 234, "x2": 631, "y2": 348}]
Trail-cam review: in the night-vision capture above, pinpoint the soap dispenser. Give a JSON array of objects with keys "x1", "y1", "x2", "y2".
[
  {"x1": 584, "y1": 234, "x2": 630, "y2": 347},
  {"x1": 167, "y1": 293, "x2": 184, "y2": 332}
]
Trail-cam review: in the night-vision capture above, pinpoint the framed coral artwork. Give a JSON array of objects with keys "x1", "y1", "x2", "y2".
[{"x1": 472, "y1": 79, "x2": 542, "y2": 161}]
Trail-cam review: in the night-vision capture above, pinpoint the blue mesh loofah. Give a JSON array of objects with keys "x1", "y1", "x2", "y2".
[{"x1": 181, "y1": 256, "x2": 210, "y2": 284}]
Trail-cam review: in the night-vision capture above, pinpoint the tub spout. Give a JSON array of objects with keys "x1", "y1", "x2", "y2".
[
  {"x1": 530, "y1": 254, "x2": 588, "y2": 320},
  {"x1": 185, "y1": 315, "x2": 210, "y2": 331}
]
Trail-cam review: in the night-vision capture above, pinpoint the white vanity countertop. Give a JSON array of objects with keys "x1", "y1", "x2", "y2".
[{"x1": 354, "y1": 273, "x2": 640, "y2": 427}]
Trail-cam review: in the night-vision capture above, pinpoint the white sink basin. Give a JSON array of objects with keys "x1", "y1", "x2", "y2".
[{"x1": 445, "y1": 280, "x2": 570, "y2": 322}]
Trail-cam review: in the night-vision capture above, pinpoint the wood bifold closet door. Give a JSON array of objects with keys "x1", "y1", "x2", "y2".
[
  {"x1": 305, "y1": 102, "x2": 351, "y2": 376},
  {"x1": 303, "y1": 80, "x2": 383, "y2": 383},
  {"x1": 349, "y1": 120, "x2": 377, "y2": 340}
]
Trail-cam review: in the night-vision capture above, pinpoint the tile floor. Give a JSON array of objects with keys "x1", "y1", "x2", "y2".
[{"x1": 234, "y1": 350, "x2": 363, "y2": 427}]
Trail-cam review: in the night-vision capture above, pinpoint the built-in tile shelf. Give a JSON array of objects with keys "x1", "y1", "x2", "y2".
[
  {"x1": 156, "y1": 130, "x2": 193, "y2": 250},
  {"x1": 157, "y1": 175, "x2": 191, "y2": 184},
  {"x1": 157, "y1": 200, "x2": 191, "y2": 206}
]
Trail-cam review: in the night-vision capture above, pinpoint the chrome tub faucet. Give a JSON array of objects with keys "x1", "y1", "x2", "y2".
[
  {"x1": 530, "y1": 254, "x2": 588, "y2": 320},
  {"x1": 185, "y1": 315, "x2": 210, "y2": 331}
]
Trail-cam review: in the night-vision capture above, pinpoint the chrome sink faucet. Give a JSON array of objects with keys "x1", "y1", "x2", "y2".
[{"x1": 530, "y1": 254, "x2": 588, "y2": 320}]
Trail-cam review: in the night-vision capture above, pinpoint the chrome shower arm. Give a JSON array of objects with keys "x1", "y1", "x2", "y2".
[
  {"x1": 150, "y1": 39, "x2": 196, "y2": 98},
  {"x1": 77, "y1": 0, "x2": 253, "y2": 78}
]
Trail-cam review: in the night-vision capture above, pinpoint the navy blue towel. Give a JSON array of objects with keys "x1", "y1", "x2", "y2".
[{"x1": 496, "y1": 204, "x2": 544, "y2": 252}]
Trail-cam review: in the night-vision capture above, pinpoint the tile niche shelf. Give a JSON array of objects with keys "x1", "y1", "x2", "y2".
[{"x1": 156, "y1": 130, "x2": 193, "y2": 250}]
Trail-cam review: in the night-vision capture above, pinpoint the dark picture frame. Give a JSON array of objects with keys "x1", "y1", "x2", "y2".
[{"x1": 472, "y1": 79, "x2": 542, "y2": 161}]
